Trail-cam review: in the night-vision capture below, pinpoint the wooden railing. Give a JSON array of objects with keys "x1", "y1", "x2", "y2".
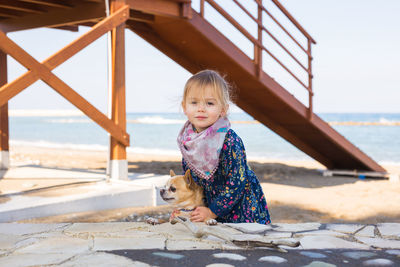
[{"x1": 199, "y1": 0, "x2": 316, "y2": 118}]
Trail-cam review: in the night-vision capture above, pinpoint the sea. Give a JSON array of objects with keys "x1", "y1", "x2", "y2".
[{"x1": 8, "y1": 111, "x2": 400, "y2": 165}]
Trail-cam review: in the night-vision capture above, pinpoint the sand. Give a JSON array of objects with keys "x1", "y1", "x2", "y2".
[{"x1": 3, "y1": 145, "x2": 400, "y2": 224}]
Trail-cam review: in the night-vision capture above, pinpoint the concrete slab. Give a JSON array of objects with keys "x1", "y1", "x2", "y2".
[
  {"x1": 93, "y1": 236, "x2": 166, "y2": 250},
  {"x1": 1, "y1": 166, "x2": 106, "y2": 179},
  {"x1": 326, "y1": 224, "x2": 364, "y2": 234},
  {"x1": 299, "y1": 235, "x2": 370, "y2": 250},
  {"x1": 356, "y1": 236, "x2": 400, "y2": 249},
  {"x1": 0, "y1": 253, "x2": 75, "y2": 267},
  {"x1": 1, "y1": 167, "x2": 170, "y2": 223},
  {"x1": 58, "y1": 252, "x2": 143, "y2": 267},
  {"x1": 14, "y1": 236, "x2": 91, "y2": 254},
  {"x1": 294, "y1": 230, "x2": 347, "y2": 238},
  {"x1": 377, "y1": 223, "x2": 400, "y2": 238},
  {"x1": 273, "y1": 223, "x2": 321, "y2": 232},
  {"x1": 355, "y1": 226, "x2": 376, "y2": 238},
  {"x1": 224, "y1": 223, "x2": 272, "y2": 234},
  {"x1": 0, "y1": 223, "x2": 68, "y2": 235}
]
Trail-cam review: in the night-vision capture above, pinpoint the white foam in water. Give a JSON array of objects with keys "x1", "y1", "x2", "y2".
[
  {"x1": 130, "y1": 116, "x2": 185, "y2": 124},
  {"x1": 45, "y1": 119, "x2": 91, "y2": 123},
  {"x1": 9, "y1": 109, "x2": 85, "y2": 117}
]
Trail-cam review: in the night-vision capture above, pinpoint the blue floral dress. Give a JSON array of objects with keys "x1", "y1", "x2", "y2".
[{"x1": 182, "y1": 129, "x2": 271, "y2": 224}]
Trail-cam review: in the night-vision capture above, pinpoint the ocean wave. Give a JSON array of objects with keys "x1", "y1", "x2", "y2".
[
  {"x1": 329, "y1": 121, "x2": 400, "y2": 126},
  {"x1": 127, "y1": 116, "x2": 258, "y2": 125},
  {"x1": 45, "y1": 119, "x2": 92, "y2": 123},
  {"x1": 128, "y1": 116, "x2": 185, "y2": 124},
  {"x1": 9, "y1": 109, "x2": 85, "y2": 117}
]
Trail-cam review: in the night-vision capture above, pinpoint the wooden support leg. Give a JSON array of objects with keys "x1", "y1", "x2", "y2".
[
  {"x1": 109, "y1": 0, "x2": 128, "y2": 180},
  {"x1": 0, "y1": 50, "x2": 9, "y2": 170}
]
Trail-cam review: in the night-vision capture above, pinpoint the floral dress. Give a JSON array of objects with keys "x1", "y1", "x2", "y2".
[{"x1": 182, "y1": 129, "x2": 271, "y2": 224}]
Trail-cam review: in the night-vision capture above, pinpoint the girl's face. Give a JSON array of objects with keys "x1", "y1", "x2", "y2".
[{"x1": 183, "y1": 86, "x2": 226, "y2": 133}]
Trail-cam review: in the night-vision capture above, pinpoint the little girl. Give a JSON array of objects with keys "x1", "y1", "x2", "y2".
[{"x1": 177, "y1": 70, "x2": 271, "y2": 224}]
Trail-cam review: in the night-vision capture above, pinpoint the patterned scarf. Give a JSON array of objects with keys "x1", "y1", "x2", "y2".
[{"x1": 177, "y1": 117, "x2": 231, "y2": 180}]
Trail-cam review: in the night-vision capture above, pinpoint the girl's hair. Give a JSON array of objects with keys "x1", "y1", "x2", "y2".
[{"x1": 182, "y1": 70, "x2": 232, "y2": 112}]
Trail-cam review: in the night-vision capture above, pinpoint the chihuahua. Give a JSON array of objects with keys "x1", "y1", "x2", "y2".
[{"x1": 147, "y1": 169, "x2": 217, "y2": 225}]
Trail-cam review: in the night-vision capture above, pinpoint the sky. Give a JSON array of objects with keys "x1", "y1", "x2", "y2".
[{"x1": 4, "y1": 0, "x2": 400, "y2": 114}]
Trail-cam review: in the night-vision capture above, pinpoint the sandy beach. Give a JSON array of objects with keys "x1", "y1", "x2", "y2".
[{"x1": 3, "y1": 145, "x2": 400, "y2": 224}]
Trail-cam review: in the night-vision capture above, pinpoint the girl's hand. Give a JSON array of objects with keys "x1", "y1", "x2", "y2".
[
  {"x1": 170, "y1": 209, "x2": 180, "y2": 220},
  {"x1": 190, "y1": 207, "x2": 217, "y2": 222}
]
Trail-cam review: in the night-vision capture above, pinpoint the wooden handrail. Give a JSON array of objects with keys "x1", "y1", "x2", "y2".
[
  {"x1": 200, "y1": 0, "x2": 315, "y2": 115},
  {"x1": 255, "y1": 1, "x2": 309, "y2": 55},
  {"x1": 269, "y1": 0, "x2": 316, "y2": 44},
  {"x1": 232, "y1": 0, "x2": 308, "y2": 73},
  {"x1": 204, "y1": 0, "x2": 310, "y2": 91}
]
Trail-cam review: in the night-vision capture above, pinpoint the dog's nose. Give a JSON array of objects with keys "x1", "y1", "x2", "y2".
[{"x1": 160, "y1": 188, "x2": 165, "y2": 195}]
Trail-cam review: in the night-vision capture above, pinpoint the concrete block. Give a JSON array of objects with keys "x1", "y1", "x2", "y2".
[
  {"x1": 356, "y1": 236, "x2": 400, "y2": 249},
  {"x1": 0, "y1": 253, "x2": 74, "y2": 267},
  {"x1": 273, "y1": 223, "x2": 321, "y2": 232},
  {"x1": 93, "y1": 236, "x2": 165, "y2": 250},
  {"x1": 326, "y1": 224, "x2": 363, "y2": 234},
  {"x1": 299, "y1": 235, "x2": 370, "y2": 250},
  {"x1": 14, "y1": 236, "x2": 91, "y2": 254}
]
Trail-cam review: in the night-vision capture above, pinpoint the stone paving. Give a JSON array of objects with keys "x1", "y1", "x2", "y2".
[{"x1": 0, "y1": 222, "x2": 399, "y2": 266}]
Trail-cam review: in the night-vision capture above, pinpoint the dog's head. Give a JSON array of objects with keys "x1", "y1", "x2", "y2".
[{"x1": 160, "y1": 169, "x2": 201, "y2": 207}]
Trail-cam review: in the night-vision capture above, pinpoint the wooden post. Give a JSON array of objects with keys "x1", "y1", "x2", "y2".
[
  {"x1": 254, "y1": 0, "x2": 263, "y2": 77},
  {"x1": 0, "y1": 49, "x2": 9, "y2": 170},
  {"x1": 109, "y1": 0, "x2": 128, "y2": 180}
]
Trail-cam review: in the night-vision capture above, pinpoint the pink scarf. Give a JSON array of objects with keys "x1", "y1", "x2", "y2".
[{"x1": 177, "y1": 117, "x2": 231, "y2": 180}]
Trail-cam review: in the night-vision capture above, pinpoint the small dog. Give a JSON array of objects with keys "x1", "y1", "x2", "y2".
[{"x1": 147, "y1": 169, "x2": 217, "y2": 225}]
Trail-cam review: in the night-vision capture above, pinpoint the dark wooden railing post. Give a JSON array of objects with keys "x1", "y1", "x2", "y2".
[
  {"x1": 200, "y1": 0, "x2": 205, "y2": 17},
  {"x1": 307, "y1": 38, "x2": 313, "y2": 120},
  {"x1": 0, "y1": 49, "x2": 9, "y2": 170},
  {"x1": 254, "y1": 0, "x2": 263, "y2": 77}
]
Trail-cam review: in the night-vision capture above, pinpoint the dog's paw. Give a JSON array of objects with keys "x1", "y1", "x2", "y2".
[
  {"x1": 146, "y1": 217, "x2": 160, "y2": 225},
  {"x1": 205, "y1": 219, "x2": 217, "y2": 225}
]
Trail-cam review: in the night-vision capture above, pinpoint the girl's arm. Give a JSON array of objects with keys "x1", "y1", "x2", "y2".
[{"x1": 208, "y1": 134, "x2": 247, "y2": 218}]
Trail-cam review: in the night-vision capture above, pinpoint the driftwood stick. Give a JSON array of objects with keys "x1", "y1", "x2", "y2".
[{"x1": 174, "y1": 217, "x2": 300, "y2": 252}]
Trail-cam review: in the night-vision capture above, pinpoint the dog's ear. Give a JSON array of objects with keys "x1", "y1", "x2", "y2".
[
  {"x1": 170, "y1": 170, "x2": 176, "y2": 177},
  {"x1": 184, "y1": 169, "x2": 196, "y2": 190}
]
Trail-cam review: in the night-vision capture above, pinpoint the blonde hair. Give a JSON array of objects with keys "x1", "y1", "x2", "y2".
[{"x1": 182, "y1": 70, "x2": 232, "y2": 112}]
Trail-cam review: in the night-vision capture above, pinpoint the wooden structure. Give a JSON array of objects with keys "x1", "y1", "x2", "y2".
[{"x1": 0, "y1": 0, "x2": 385, "y2": 176}]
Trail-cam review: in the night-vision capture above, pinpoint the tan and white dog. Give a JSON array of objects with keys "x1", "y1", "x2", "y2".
[{"x1": 147, "y1": 169, "x2": 217, "y2": 225}]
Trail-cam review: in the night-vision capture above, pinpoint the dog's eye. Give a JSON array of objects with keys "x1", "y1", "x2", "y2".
[{"x1": 170, "y1": 186, "x2": 176, "y2": 193}]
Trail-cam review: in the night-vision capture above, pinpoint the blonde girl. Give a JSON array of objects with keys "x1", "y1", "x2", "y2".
[{"x1": 177, "y1": 70, "x2": 270, "y2": 224}]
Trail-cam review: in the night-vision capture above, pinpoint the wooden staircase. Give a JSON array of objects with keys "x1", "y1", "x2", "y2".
[
  {"x1": 0, "y1": 0, "x2": 385, "y2": 172},
  {"x1": 126, "y1": 0, "x2": 384, "y2": 172}
]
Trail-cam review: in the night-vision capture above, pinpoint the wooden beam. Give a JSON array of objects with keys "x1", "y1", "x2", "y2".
[
  {"x1": 110, "y1": 0, "x2": 127, "y2": 160},
  {"x1": 0, "y1": 0, "x2": 46, "y2": 14},
  {"x1": 126, "y1": 0, "x2": 185, "y2": 18},
  {"x1": 0, "y1": 14, "x2": 130, "y2": 146},
  {"x1": 0, "y1": 49, "x2": 8, "y2": 152},
  {"x1": 0, "y1": 1, "x2": 105, "y2": 32},
  {"x1": 48, "y1": 25, "x2": 79, "y2": 32},
  {"x1": 19, "y1": 0, "x2": 74, "y2": 9},
  {"x1": 0, "y1": 5, "x2": 129, "y2": 107},
  {"x1": 129, "y1": 9, "x2": 155, "y2": 23},
  {"x1": 0, "y1": 7, "x2": 26, "y2": 18}
]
